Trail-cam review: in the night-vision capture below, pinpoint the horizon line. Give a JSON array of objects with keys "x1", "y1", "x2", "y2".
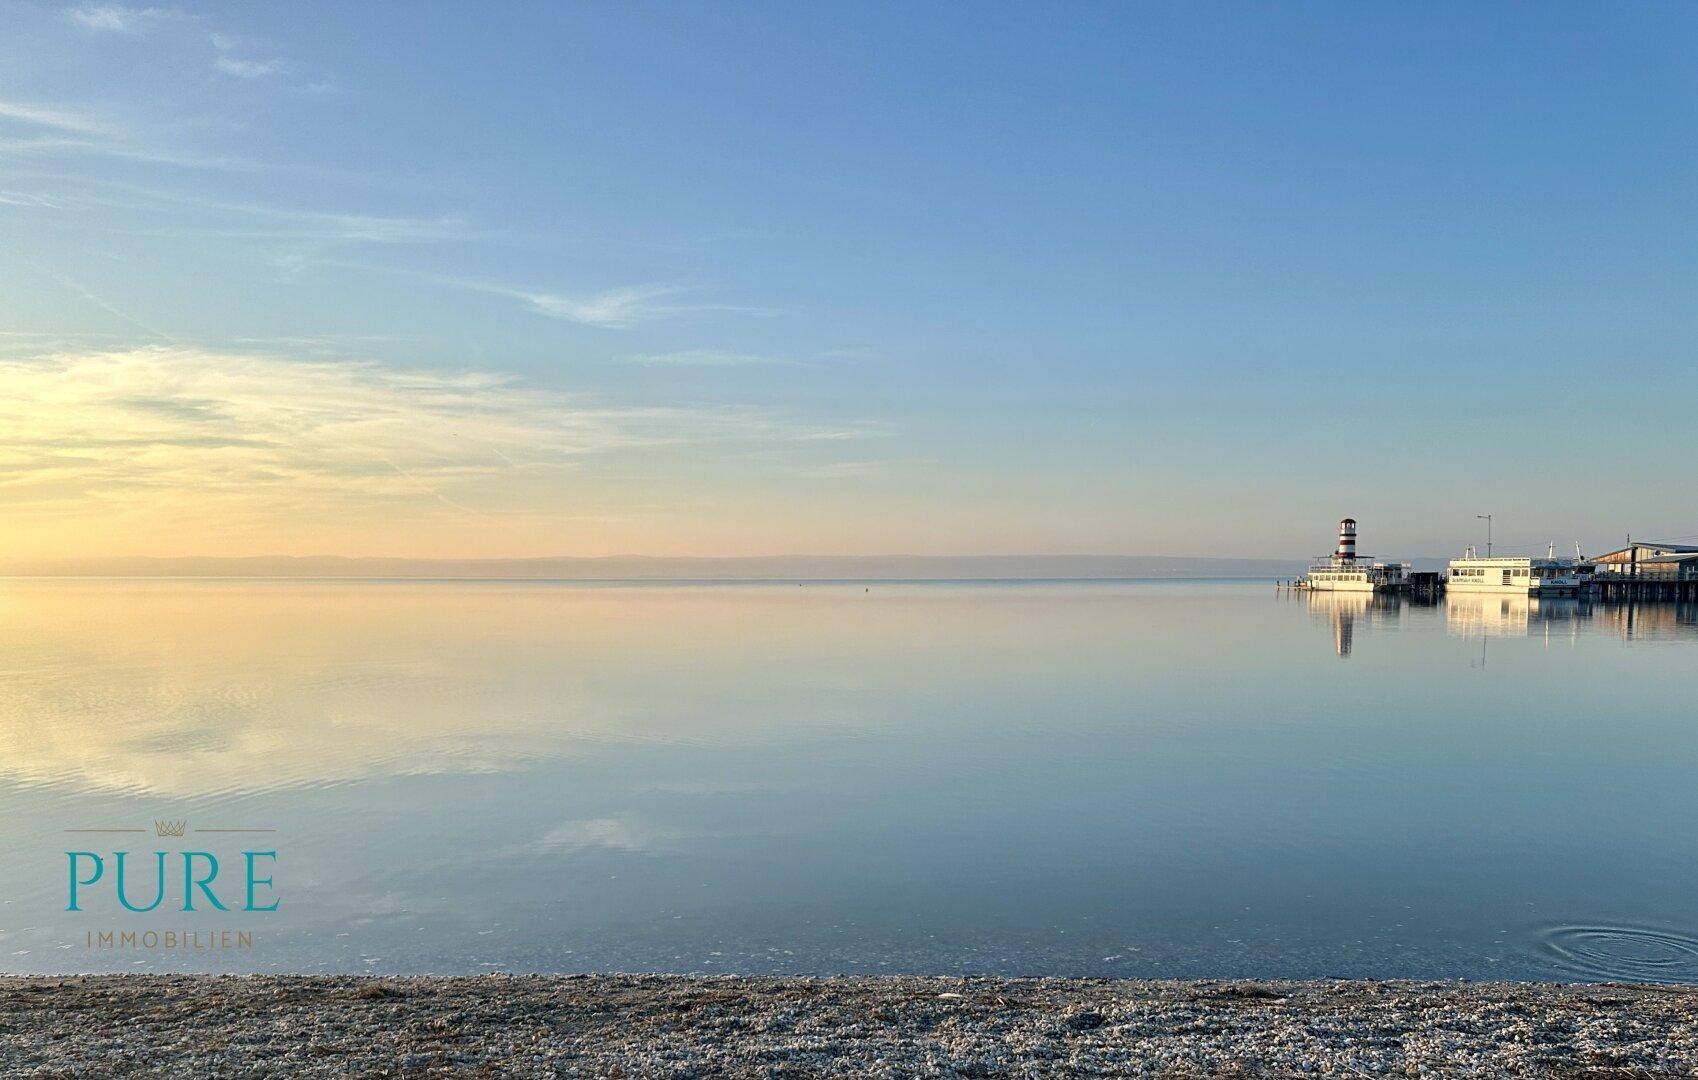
[
  {"x1": 0, "y1": 551, "x2": 1434, "y2": 582},
  {"x1": 0, "y1": 552, "x2": 1323, "y2": 563}
]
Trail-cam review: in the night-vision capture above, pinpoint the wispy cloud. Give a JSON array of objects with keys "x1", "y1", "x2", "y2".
[
  {"x1": 66, "y1": 4, "x2": 173, "y2": 33},
  {"x1": 0, "y1": 348, "x2": 883, "y2": 538},
  {"x1": 66, "y1": 8, "x2": 302, "y2": 83},
  {"x1": 215, "y1": 55, "x2": 285, "y2": 78},
  {"x1": 210, "y1": 31, "x2": 286, "y2": 79},
  {"x1": 460, "y1": 283, "x2": 774, "y2": 329},
  {"x1": 203, "y1": 199, "x2": 467, "y2": 242},
  {"x1": 0, "y1": 99, "x2": 110, "y2": 136},
  {"x1": 795, "y1": 460, "x2": 900, "y2": 479},
  {"x1": 516, "y1": 285, "x2": 687, "y2": 328},
  {"x1": 0, "y1": 350, "x2": 630, "y2": 509},
  {"x1": 342, "y1": 274, "x2": 757, "y2": 329},
  {"x1": 0, "y1": 134, "x2": 246, "y2": 170},
  {"x1": 0, "y1": 98, "x2": 253, "y2": 169},
  {"x1": 6, "y1": 180, "x2": 472, "y2": 242},
  {"x1": 0, "y1": 189, "x2": 64, "y2": 208},
  {"x1": 629, "y1": 348, "x2": 789, "y2": 366}
]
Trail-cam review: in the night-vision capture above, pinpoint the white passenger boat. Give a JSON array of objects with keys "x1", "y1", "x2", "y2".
[{"x1": 1446, "y1": 551, "x2": 1592, "y2": 595}]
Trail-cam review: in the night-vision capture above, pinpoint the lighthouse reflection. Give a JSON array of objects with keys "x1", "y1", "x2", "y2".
[{"x1": 1303, "y1": 592, "x2": 1403, "y2": 657}]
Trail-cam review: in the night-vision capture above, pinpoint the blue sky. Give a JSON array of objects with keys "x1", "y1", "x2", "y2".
[{"x1": 1, "y1": 3, "x2": 1695, "y2": 558}]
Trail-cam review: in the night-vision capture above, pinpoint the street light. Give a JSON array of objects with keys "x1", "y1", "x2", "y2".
[{"x1": 1477, "y1": 514, "x2": 1492, "y2": 558}]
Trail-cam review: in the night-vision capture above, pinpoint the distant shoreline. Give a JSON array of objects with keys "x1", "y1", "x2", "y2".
[
  {"x1": 0, "y1": 574, "x2": 1292, "y2": 584},
  {"x1": 0, "y1": 553, "x2": 1327, "y2": 581},
  {"x1": 0, "y1": 974, "x2": 1692, "y2": 1076}
]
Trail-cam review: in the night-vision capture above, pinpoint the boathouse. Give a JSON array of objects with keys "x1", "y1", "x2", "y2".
[{"x1": 1590, "y1": 541, "x2": 1698, "y2": 600}]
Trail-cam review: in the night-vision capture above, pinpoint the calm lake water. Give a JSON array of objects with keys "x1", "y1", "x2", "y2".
[{"x1": 3, "y1": 579, "x2": 1697, "y2": 981}]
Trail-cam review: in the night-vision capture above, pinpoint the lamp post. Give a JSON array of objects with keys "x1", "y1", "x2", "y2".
[{"x1": 1477, "y1": 514, "x2": 1492, "y2": 558}]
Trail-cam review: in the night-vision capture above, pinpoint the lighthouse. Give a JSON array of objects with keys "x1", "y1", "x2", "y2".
[
  {"x1": 1334, "y1": 518, "x2": 1358, "y2": 563},
  {"x1": 1304, "y1": 517, "x2": 1406, "y2": 592}
]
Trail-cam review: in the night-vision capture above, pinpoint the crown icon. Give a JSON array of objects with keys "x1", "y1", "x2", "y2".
[{"x1": 154, "y1": 820, "x2": 187, "y2": 837}]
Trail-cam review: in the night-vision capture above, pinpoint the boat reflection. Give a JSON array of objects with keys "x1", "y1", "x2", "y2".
[
  {"x1": 1304, "y1": 586, "x2": 1698, "y2": 658},
  {"x1": 1445, "y1": 593, "x2": 1591, "y2": 639}
]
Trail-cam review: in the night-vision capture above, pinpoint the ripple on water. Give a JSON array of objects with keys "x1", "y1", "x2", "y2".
[{"x1": 1535, "y1": 925, "x2": 1698, "y2": 983}]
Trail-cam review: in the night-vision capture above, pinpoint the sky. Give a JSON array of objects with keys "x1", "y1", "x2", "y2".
[{"x1": 1, "y1": 2, "x2": 1695, "y2": 560}]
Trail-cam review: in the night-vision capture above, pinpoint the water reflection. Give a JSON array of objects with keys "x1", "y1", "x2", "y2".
[
  {"x1": 0, "y1": 582, "x2": 631, "y2": 795},
  {"x1": 1593, "y1": 599, "x2": 1698, "y2": 639},
  {"x1": 1301, "y1": 590, "x2": 1698, "y2": 655},
  {"x1": 1445, "y1": 593, "x2": 1590, "y2": 639},
  {"x1": 3, "y1": 579, "x2": 1698, "y2": 981},
  {"x1": 1302, "y1": 592, "x2": 1402, "y2": 657}
]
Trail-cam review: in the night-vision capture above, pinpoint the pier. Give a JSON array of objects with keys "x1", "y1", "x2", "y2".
[
  {"x1": 1592, "y1": 577, "x2": 1698, "y2": 602},
  {"x1": 1588, "y1": 541, "x2": 1698, "y2": 602},
  {"x1": 1406, "y1": 571, "x2": 1445, "y2": 600}
]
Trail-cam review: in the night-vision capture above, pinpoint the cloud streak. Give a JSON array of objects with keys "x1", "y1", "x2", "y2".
[
  {"x1": 0, "y1": 96, "x2": 255, "y2": 169},
  {"x1": 345, "y1": 275, "x2": 765, "y2": 329},
  {"x1": 629, "y1": 349, "x2": 790, "y2": 366},
  {"x1": 476, "y1": 284, "x2": 774, "y2": 329},
  {"x1": 0, "y1": 348, "x2": 883, "y2": 547},
  {"x1": 211, "y1": 32, "x2": 286, "y2": 79},
  {"x1": 66, "y1": 6, "x2": 305, "y2": 84},
  {"x1": 66, "y1": 4, "x2": 173, "y2": 33},
  {"x1": 0, "y1": 99, "x2": 110, "y2": 136},
  {"x1": 6, "y1": 180, "x2": 473, "y2": 242},
  {"x1": 515, "y1": 285, "x2": 690, "y2": 328},
  {"x1": 215, "y1": 55, "x2": 285, "y2": 78}
]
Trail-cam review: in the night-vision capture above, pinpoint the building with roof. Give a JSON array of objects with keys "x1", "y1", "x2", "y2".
[
  {"x1": 1591, "y1": 541, "x2": 1698, "y2": 581},
  {"x1": 1589, "y1": 540, "x2": 1698, "y2": 600}
]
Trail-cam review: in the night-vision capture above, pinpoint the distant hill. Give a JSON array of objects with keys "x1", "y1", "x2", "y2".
[{"x1": 0, "y1": 554, "x2": 1330, "y2": 580}]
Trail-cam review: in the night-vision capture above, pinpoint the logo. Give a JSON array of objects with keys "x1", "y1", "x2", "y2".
[{"x1": 63, "y1": 818, "x2": 280, "y2": 950}]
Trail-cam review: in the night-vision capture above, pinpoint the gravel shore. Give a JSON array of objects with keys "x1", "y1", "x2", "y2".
[{"x1": 2, "y1": 975, "x2": 1696, "y2": 1077}]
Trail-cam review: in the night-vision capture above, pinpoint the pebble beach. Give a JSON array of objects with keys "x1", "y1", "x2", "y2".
[{"x1": 1, "y1": 974, "x2": 1695, "y2": 1077}]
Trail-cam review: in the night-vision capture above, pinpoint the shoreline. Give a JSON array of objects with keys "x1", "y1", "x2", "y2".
[{"x1": 2, "y1": 975, "x2": 1695, "y2": 1077}]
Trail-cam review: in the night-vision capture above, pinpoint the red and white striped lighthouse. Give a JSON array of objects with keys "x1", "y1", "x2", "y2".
[{"x1": 1334, "y1": 518, "x2": 1358, "y2": 562}]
